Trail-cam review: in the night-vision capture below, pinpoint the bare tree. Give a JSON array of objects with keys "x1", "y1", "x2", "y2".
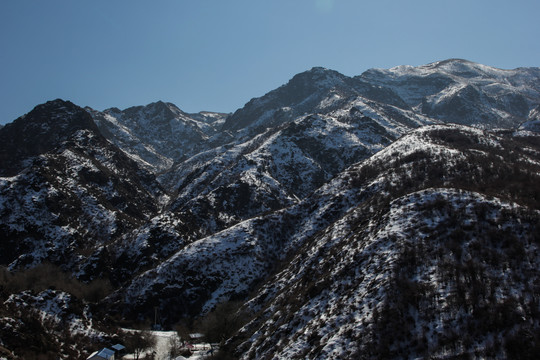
[
  {"x1": 195, "y1": 301, "x2": 247, "y2": 344},
  {"x1": 168, "y1": 335, "x2": 182, "y2": 358},
  {"x1": 122, "y1": 330, "x2": 157, "y2": 360}
]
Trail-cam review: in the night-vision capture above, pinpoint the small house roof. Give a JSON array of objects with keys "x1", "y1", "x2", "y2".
[
  {"x1": 189, "y1": 333, "x2": 204, "y2": 339},
  {"x1": 111, "y1": 343, "x2": 126, "y2": 351},
  {"x1": 87, "y1": 347, "x2": 115, "y2": 360},
  {"x1": 99, "y1": 348, "x2": 115, "y2": 358}
]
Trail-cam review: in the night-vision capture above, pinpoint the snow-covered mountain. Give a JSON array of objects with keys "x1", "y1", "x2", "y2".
[
  {"x1": 225, "y1": 124, "x2": 540, "y2": 359},
  {"x1": 87, "y1": 101, "x2": 228, "y2": 173},
  {"x1": 222, "y1": 59, "x2": 540, "y2": 140},
  {"x1": 0, "y1": 99, "x2": 101, "y2": 177},
  {"x1": 222, "y1": 66, "x2": 428, "y2": 138},
  {"x1": 110, "y1": 125, "x2": 540, "y2": 334},
  {"x1": 1, "y1": 59, "x2": 540, "y2": 359},
  {"x1": 360, "y1": 58, "x2": 540, "y2": 128},
  {"x1": 0, "y1": 99, "x2": 166, "y2": 275},
  {"x1": 159, "y1": 109, "x2": 404, "y2": 238}
]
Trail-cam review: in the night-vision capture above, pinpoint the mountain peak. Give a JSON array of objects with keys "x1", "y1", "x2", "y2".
[
  {"x1": 422, "y1": 58, "x2": 502, "y2": 76},
  {"x1": 29, "y1": 99, "x2": 95, "y2": 125},
  {"x1": 148, "y1": 100, "x2": 173, "y2": 111},
  {"x1": 431, "y1": 58, "x2": 474, "y2": 66},
  {"x1": 222, "y1": 67, "x2": 351, "y2": 132},
  {"x1": 307, "y1": 66, "x2": 332, "y2": 73},
  {"x1": 0, "y1": 98, "x2": 99, "y2": 176},
  {"x1": 114, "y1": 100, "x2": 181, "y2": 123},
  {"x1": 292, "y1": 66, "x2": 347, "y2": 87}
]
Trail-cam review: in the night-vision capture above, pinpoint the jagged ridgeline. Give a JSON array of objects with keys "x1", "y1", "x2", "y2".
[{"x1": 1, "y1": 59, "x2": 540, "y2": 359}]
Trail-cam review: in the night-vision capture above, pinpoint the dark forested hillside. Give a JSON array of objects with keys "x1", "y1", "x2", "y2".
[{"x1": 225, "y1": 125, "x2": 540, "y2": 359}]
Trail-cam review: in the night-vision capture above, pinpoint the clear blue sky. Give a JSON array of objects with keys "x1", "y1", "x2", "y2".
[{"x1": 1, "y1": 0, "x2": 539, "y2": 124}]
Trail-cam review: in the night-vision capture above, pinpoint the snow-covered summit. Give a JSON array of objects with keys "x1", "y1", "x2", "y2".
[
  {"x1": 88, "y1": 101, "x2": 228, "y2": 172},
  {"x1": 358, "y1": 59, "x2": 540, "y2": 128},
  {"x1": 221, "y1": 67, "x2": 355, "y2": 134},
  {"x1": 293, "y1": 66, "x2": 350, "y2": 89},
  {"x1": 385, "y1": 58, "x2": 512, "y2": 78},
  {"x1": 0, "y1": 99, "x2": 101, "y2": 176}
]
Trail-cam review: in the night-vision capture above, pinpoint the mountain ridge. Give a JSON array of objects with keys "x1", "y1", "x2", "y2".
[{"x1": 75, "y1": 59, "x2": 540, "y2": 178}]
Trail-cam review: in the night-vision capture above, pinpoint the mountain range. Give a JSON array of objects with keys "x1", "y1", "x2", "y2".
[{"x1": 1, "y1": 59, "x2": 540, "y2": 359}]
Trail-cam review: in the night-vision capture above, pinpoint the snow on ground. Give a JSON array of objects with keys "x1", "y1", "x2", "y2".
[
  {"x1": 121, "y1": 330, "x2": 178, "y2": 360},
  {"x1": 121, "y1": 330, "x2": 216, "y2": 360},
  {"x1": 153, "y1": 331, "x2": 180, "y2": 360}
]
